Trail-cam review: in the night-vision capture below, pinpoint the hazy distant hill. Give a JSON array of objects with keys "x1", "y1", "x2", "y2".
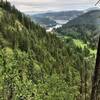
[
  {"x1": 31, "y1": 16, "x2": 57, "y2": 28},
  {"x1": 31, "y1": 11, "x2": 83, "y2": 28},
  {"x1": 33, "y1": 11, "x2": 83, "y2": 20},
  {"x1": 66, "y1": 10, "x2": 100, "y2": 26}
]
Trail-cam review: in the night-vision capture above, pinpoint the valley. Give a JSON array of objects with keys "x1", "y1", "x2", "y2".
[
  {"x1": 31, "y1": 11, "x2": 83, "y2": 32},
  {"x1": 0, "y1": 1, "x2": 100, "y2": 100}
]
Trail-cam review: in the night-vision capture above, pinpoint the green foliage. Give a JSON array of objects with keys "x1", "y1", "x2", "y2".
[
  {"x1": 55, "y1": 23, "x2": 100, "y2": 49},
  {"x1": 0, "y1": 2, "x2": 96, "y2": 100}
]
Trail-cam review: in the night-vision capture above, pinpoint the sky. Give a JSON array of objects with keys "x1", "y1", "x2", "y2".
[{"x1": 8, "y1": 0, "x2": 98, "y2": 14}]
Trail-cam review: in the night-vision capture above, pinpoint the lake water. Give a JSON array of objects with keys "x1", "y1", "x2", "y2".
[{"x1": 46, "y1": 20, "x2": 69, "y2": 32}]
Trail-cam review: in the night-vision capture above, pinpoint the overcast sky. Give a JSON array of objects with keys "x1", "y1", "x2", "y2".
[{"x1": 8, "y1": 0, "x2": 98, "y2": 14}]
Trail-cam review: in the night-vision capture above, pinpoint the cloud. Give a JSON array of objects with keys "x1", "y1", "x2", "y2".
[{"x1": 8, "y1": 0, "x2": 98, "y2": 13}]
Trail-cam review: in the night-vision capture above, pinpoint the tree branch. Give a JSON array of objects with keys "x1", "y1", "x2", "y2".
[{"x1": 95, "y1": 0, "x2": 100, "y2": 6}]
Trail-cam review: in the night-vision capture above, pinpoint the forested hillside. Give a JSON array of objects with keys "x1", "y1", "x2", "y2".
[
  {"x1": 56, "y1": 10, "x2": 100, "y2": 48},
  {"x1": 0, "y1": 2, "x2": 96, "y2": 100}
]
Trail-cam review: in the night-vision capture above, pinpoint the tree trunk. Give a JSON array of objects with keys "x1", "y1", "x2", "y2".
[
  {"x1": 85, "y1": 61, "x2": 87, "y2": 100},
  {"x1": 80, "y1": 67, "x2": 84, "y2": 99},
  {"x1": 91, "y1": 37, "x2": 100, "y2": 100}
]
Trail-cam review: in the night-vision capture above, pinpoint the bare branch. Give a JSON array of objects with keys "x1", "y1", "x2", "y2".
[{"x1": 95, "y1": 0, "x2": 100, "y2": 6}]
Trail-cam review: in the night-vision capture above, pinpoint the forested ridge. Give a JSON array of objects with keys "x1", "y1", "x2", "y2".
[
  {"x1": 56, "y1": 10, "x2": 100, "y2": 48},
  {"x1": 0, "y1": 1, "x2": 97, "y2": 100}
]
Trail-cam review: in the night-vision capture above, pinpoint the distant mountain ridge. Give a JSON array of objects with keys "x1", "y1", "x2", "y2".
[
  {"x1": 84, "y1": 7, "x2": 100, "y2": 13},
  {"x1": 33, "y1": 11, "x2": 83, "y2": 20},
  {"x1": 66, "y1": 9, "x2": 100, "y2": 26},
  {"x1": 30, "y1": 10, "x2": 83, "y2": 28}
]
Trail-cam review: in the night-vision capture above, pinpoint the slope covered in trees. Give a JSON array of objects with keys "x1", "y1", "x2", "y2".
[
  {"x1": 56, "y1": 10, "x2": 100, "y2": 48},
  {"x1": 0, "y1": 2, "x2": 96, "y2": 100}
]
